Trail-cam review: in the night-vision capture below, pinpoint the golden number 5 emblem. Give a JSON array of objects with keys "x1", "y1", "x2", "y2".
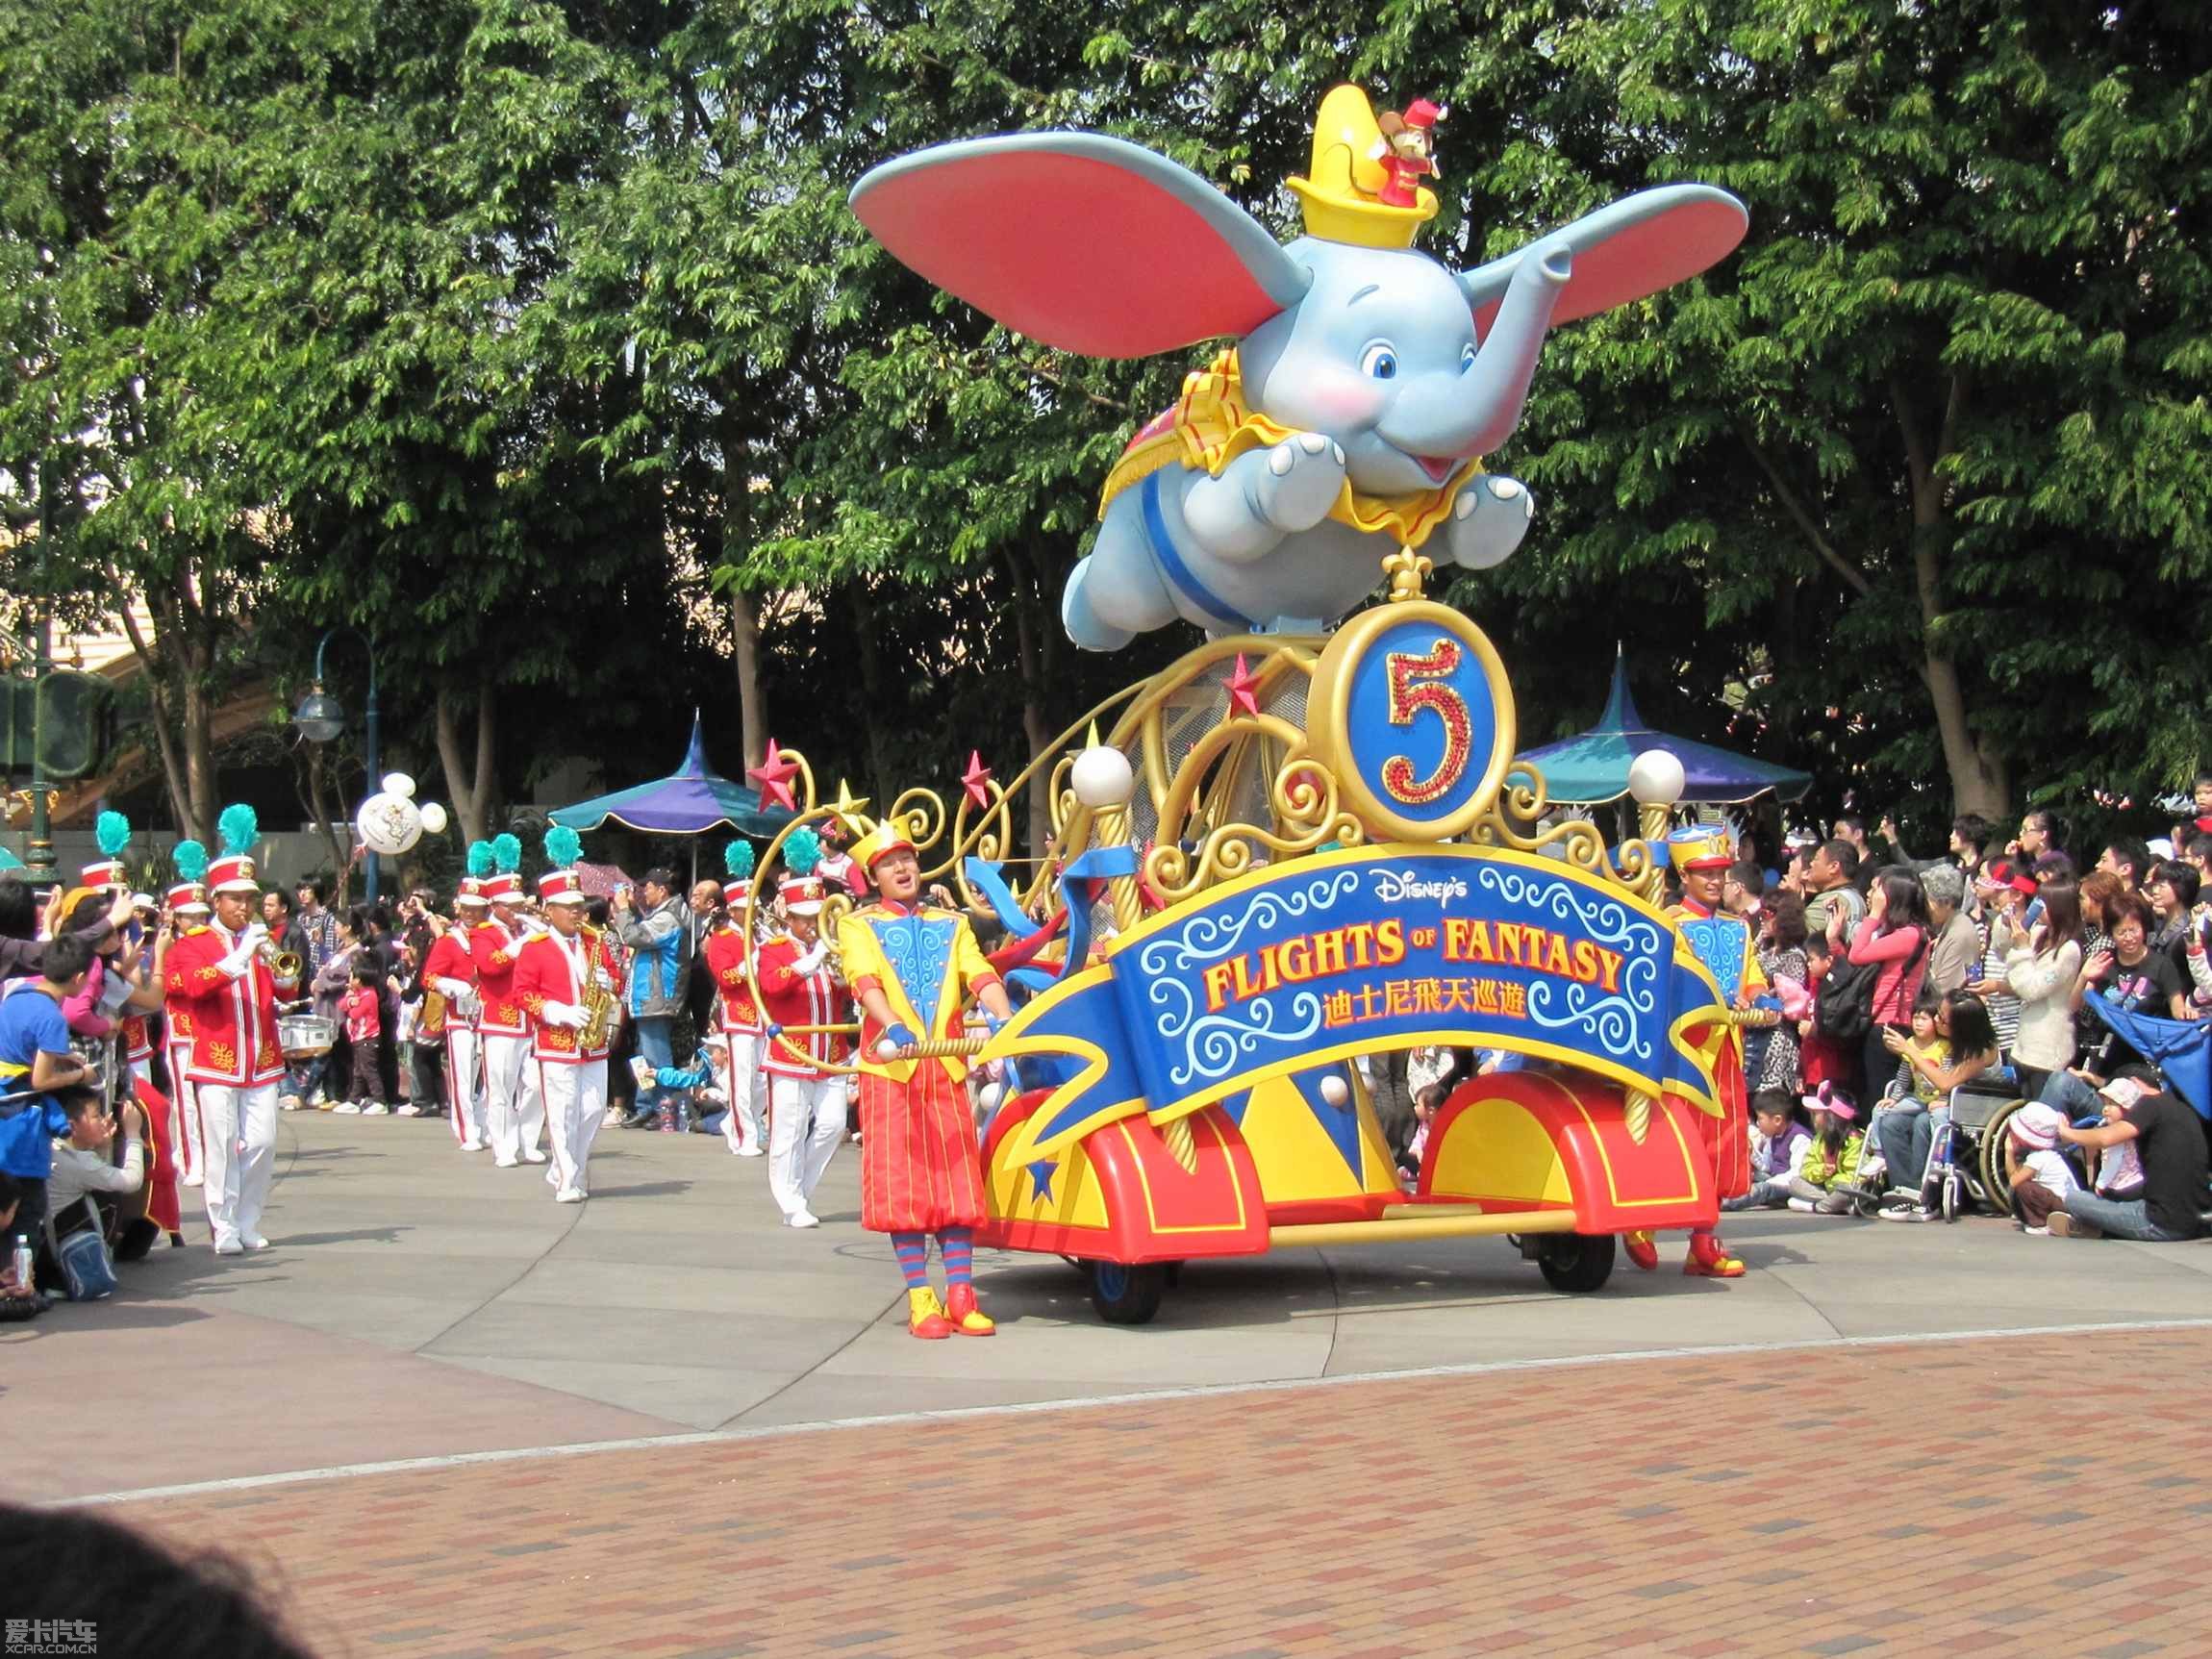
[
  {"x1": 1306, "y1": 599, "x2": 1516, "y2": 842},
  {"x1": 1381, "y1": 639, "x2": 1471, "y2": 805}
]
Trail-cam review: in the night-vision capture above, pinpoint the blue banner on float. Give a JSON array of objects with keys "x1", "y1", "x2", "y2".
[{"x1": 984, "y1": 845, "x2": 1732, "y2": 1160}]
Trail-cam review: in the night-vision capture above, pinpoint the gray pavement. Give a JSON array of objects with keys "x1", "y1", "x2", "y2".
[{"x1": 8, "y1": 1109, "x2": 2212, "y2": 1500}]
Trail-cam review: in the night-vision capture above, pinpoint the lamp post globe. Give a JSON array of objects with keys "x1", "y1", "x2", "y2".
[{"x1": 292, "y1": 691, "x2": 346, "y2": 745}]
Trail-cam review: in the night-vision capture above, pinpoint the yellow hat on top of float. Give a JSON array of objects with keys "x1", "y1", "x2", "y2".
[
  {"x1": 1286, "y1": 84, "x2": 1437, "y2": 249},
  {"x1": 1666, "y1": 825, "x2": 1734, "y2": 873}
]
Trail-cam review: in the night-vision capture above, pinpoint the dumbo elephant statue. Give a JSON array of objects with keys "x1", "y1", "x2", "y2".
[{"x1": 851, "y1": 86, "x2": 1747, "y2": 651}]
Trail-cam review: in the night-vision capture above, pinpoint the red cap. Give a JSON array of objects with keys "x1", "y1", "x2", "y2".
[
  {"x1": 1402, "y1": 98, "x2": 1442, "y2": 129},
  {"x1": 538, "y1": 868, "x2": 585, "y2": 906}
]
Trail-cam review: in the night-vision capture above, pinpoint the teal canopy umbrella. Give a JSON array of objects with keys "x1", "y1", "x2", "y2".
[
  {"x1": 1516, "y1": 651, "x2": 1813, "y2": 807},
  {"x1": 549, "y1": 712, "x2": 795, "y2": 838}
]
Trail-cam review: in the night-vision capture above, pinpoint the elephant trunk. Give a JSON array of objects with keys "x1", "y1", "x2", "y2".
[{"x1": 1457, "y1": 241, "x2": 1572, "y2": 457}]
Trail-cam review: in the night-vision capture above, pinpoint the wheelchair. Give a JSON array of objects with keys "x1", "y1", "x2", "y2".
[{"x1": 1848, "y1": 1071, "x2": 2033, "y2": 1221}]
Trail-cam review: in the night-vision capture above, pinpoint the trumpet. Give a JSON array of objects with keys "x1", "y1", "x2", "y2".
[{"x1": 259, "y1": 937, "x2": 304, "y2": 984}]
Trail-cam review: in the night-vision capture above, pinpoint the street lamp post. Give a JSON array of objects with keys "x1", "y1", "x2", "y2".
[
  {"x1": 291, "y1": 629, "x2": 381, "y2": 902},
  {"x1": 24, "y1": 457, "x2": 56, "y2": 886}
]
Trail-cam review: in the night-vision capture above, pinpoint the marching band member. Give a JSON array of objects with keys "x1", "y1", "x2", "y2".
[
  {"x1": 471, "y1": 836, "x2": 546, "y2": 1169},
  {"x1": 754, "y1": 832, "x2": 849, "y2": 1226},
  {"x1": 424, "y1": 849, "x2": 490, "y2": 1151},
  {"x1": 1624, "y1": 826, "x2": 1758, "y2": 1279},
  {"x1": 161, "y1": 843, "x2": 213, "y2": 1190},
  {"x1": 513, "y1": 851, "x2": 622, "y2": 1203},
  {"x1": 837, "y1": 822, "x2": 1014, "y2": 1339},
  {"x1": 162, "y1": 807, "x2": 300, "y2": 1255},
  {"x1": 704, "y1": 841, "x2": 767, "y2": 1157}
]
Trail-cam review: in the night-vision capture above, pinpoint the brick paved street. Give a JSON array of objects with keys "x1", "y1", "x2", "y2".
[{"x1": 108, "y1": 1324, "x2": 2212, "y2": 1659}]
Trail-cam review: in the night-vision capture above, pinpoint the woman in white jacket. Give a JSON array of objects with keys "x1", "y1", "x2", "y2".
[{"x1": 1974, "y1": 877, "x2": 2083, "y2": 1103}]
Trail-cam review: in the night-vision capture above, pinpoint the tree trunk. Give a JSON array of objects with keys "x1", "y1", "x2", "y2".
[
  {"x1": 179, "y1": 641, "x2": 216, "y2": 846},
  {"x1": 729, "y1": 586, "x2": 768, "y2": 770},
  {"x1": 1008, "y1": 554, "x2": 1056, "y2": 859},
  {"x1": 435, "y1": 683, "x2": 497, "y2": 845},
  {"x1": 302, "y1": 742, "x2": 354, "y2": 906},
  {"x1": 846, "y1": 582, "x2": 893, "y2": 810},
  {"x1": 1893, "y1": 371, "x2": 2007, "y2": 818}
]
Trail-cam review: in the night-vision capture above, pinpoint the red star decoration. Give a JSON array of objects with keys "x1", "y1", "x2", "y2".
[
  {"x1": 961, "y1": 750, "x2": 995, "y2": 812},
  {"x1": 1225, "y1": 652, "x2": 1261, "y2": 718},
  {"x1": 747, "y1": 740, "x2": 800, "y2": 813}
]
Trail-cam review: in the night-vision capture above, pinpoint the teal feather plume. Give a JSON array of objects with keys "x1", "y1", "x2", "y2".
[
  {"x1": 95, "y1": 811, "x2": 132, "y2": 858},
  {"x1": 173, "y1": 840, "x2": 209, "y2": 883},
  {"x1": 0, "y1": 847, "x2": 23, "y2": 872},
  {"x1": 723, "y1": 841, "x2": 755, "y2": 880},
  {"x1": 544, "y1": 824, "x2": 583, "y2": 868},
  {"x1": 217, "y1": 803, "x2": 258, "y2": 856},
  {"x1": 490, "y1": 834, "x2": 521, "y2": 874},
  {"x1": 782, "y1": 826, "x2": 822, "y2": 877},
  {"x1": 465, "y1": 840, "x2": 494, "y2": 878}
]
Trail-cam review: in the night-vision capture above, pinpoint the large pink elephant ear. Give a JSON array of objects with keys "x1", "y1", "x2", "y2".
[
  {"x1": 850, "y1": 134, "x2": 1311, "y2": 359},
  {"x1": 1459, "y1": 184, "x2": 1748, "y2": 336}
]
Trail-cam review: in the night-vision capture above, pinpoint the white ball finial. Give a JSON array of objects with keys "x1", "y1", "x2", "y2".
[
  {"x1": 1071, "y1": 743, "x2": 1136, "y2": 811},
  {"x1": 1627, "y1": 749, "x2": 1686, "y2": 808},
  {"x1": 1318, "y1": 1073, "x2": 1350, "y2": 1108}
]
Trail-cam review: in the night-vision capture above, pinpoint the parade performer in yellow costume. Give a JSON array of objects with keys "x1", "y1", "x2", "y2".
[
  {"x1": 836, "y1": 824, "x2": 1016, "y2": 1339},
  {"x1": 1625, "y1": 827, "x2": 1757, "y2": 1278}
]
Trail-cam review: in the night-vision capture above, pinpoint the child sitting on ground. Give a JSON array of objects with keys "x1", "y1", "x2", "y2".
[
  {"x1": 1788, "y1": 1082, "x2": 1866, "y2": 1213},
  {"x1": 632, "y1": 1043, "x2": 727, "y2": 1135},
  {"x1": 2001, "y1": 1101, "x2": 2080, "y2": 1235},
  {"x1": 333, "y1": 959, "x2": 387, "y2": 1116},
  {"x1": 1723, "y1": 1091, "x2": 1812, "y2": 1210},
  {"x1": 2092, "y1": 1076, "x2": 2149, "y2": 1200}
]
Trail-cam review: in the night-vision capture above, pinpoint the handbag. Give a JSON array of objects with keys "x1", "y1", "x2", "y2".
[{"x1": 55, "y1": 1219, "x2": 117, "y2": 1301}]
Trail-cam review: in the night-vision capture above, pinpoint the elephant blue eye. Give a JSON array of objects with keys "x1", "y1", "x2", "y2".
[
  {"x1": 1361, "y1": 343, "x2": 1397, "y2": 380},
  {"x1": 1460, "y1": 342, "x2": 1477, "y2": 372}
]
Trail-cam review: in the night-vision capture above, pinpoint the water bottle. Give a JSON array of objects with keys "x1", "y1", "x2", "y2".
[{"x1": 10, "y1": 1233, "x2": 30, "y2": 1290}]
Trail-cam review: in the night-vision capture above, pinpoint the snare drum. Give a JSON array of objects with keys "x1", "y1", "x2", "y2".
[{"x1": 278, "y1": 1014, "x2": 339, "y2": 1061}]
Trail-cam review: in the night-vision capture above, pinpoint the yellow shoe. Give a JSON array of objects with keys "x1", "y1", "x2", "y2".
[
  {"x1": 907, "y1": 1286, "x2": 953, "y2": 1340},
  {"x1": 944, "y1": 1282, "x2": 994, "y2": 1336}
]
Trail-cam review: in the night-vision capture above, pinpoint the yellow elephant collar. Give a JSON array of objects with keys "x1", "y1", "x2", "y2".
[{"x1": 1097, "y1": 348, "x2": 1478, "y2": 550}]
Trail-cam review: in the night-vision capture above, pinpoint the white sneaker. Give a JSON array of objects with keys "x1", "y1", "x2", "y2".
[
  {"x1": 785, "y1": 1209, "x2": 820, "y2": 1229},
  {"x1": 333, "y1": 1101, "x2": 363, "y2": 1115},
  {"x1": 363, "y1": 1102, "x2": 390, "y2": 1116},
  {"x1": 602, "y1": 1106, "x2": 626, "y2": 1129},
  {"x1": 736, "y1": 1144, "x2": 765, "y2": 1158},
  {"x1": 493, "y1": 1154, "x2": 519, "y2": 1169},
  {"x1": 459, "y1": 1138, "x2": 486, "y2": 1152},
  {"x1": 1786, "y1": 1196, "x2": 1816, "y2": 1213},
  {"x1": 214, "y1": 1238, "x2": 243, "y2": 1256},
  {"x1": 396, "y1": 1103, "x2": 421, "y2": 1118},
  {"x1": 183, "y1": 1171, "x2": 205, "y2": 1188},
  {"x1": 278, "y1": 1095, "x2": 303, "y2": 1113},
  {"x1": 554, "y1": 1186, "x2": 586, "y2": 1203},
  {"x1": 521, "y1": 1149, "x2": 548, "y2": 1164},
  {"x1": 2023, "y1": 1225, "x2": 2050, "y2": 1236},
  {"x1": 243, "y1": 1235, "x2": 270, "y2": 1251}
]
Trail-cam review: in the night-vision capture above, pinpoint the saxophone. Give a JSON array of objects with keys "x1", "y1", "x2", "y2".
[{"x1": 576, "y1": 922, "x2": 618, "y2": 1051}]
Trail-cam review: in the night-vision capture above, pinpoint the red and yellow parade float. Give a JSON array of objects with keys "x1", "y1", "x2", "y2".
[{"x1": 745, "y1": 86, "x2": 1756, "y2": 1328}]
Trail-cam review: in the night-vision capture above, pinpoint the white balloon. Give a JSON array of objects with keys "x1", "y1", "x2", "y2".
[
  {"x1": 1318, "y1": 1073, "x2": 1351, "y2": 1108},
  {"x1": 355, "y1": 791, "x2": 423, "y2": 856},
  {"x1": 380, "y1": 771, "x2": 416, "y2": 799},
  {"x1": 1070, "y1": 743, "x2": 1136, "y2": 810},
  {"x1": 874, "y1": 1038, "x2": 903, "y2": 1063},
  {"x1": 418, "y1": 802, "x2": 448, "y2": 836}
]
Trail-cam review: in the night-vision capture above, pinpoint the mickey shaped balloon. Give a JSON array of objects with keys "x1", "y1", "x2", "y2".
[{"x1": 355, "y1": 772, "x2": 448, "y2": 856}]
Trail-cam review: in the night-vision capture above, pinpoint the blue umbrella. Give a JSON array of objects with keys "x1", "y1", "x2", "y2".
[
  {"x1": 1516, "y1": 646, "x2": 1814, "y2": 807},
  {"x1": 549, "y1": 711, "x2": 794, "y2": 839}
]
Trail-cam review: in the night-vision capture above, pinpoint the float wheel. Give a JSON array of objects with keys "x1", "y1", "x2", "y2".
[
  {"x1": 1535, "y1": 1233, "x2": 1617, "y2": 1294},
  {"x1": 1088, "y1": 1260, "x2": 1166, "y2": 1324}
]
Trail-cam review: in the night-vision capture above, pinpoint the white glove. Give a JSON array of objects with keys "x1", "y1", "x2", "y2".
[
  {"x1": 539, "y1": 1001, "x2": 586, "y2": 1029},
  {"x1": 215, "y1": 943, "x2": 259, "y2": 979},
  {"x1": 433, "y1": 977, "x2": 473, "y2": 1000},
  {"x1": 792, "y1": 943, "x2": 828, "y2": 976}
]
